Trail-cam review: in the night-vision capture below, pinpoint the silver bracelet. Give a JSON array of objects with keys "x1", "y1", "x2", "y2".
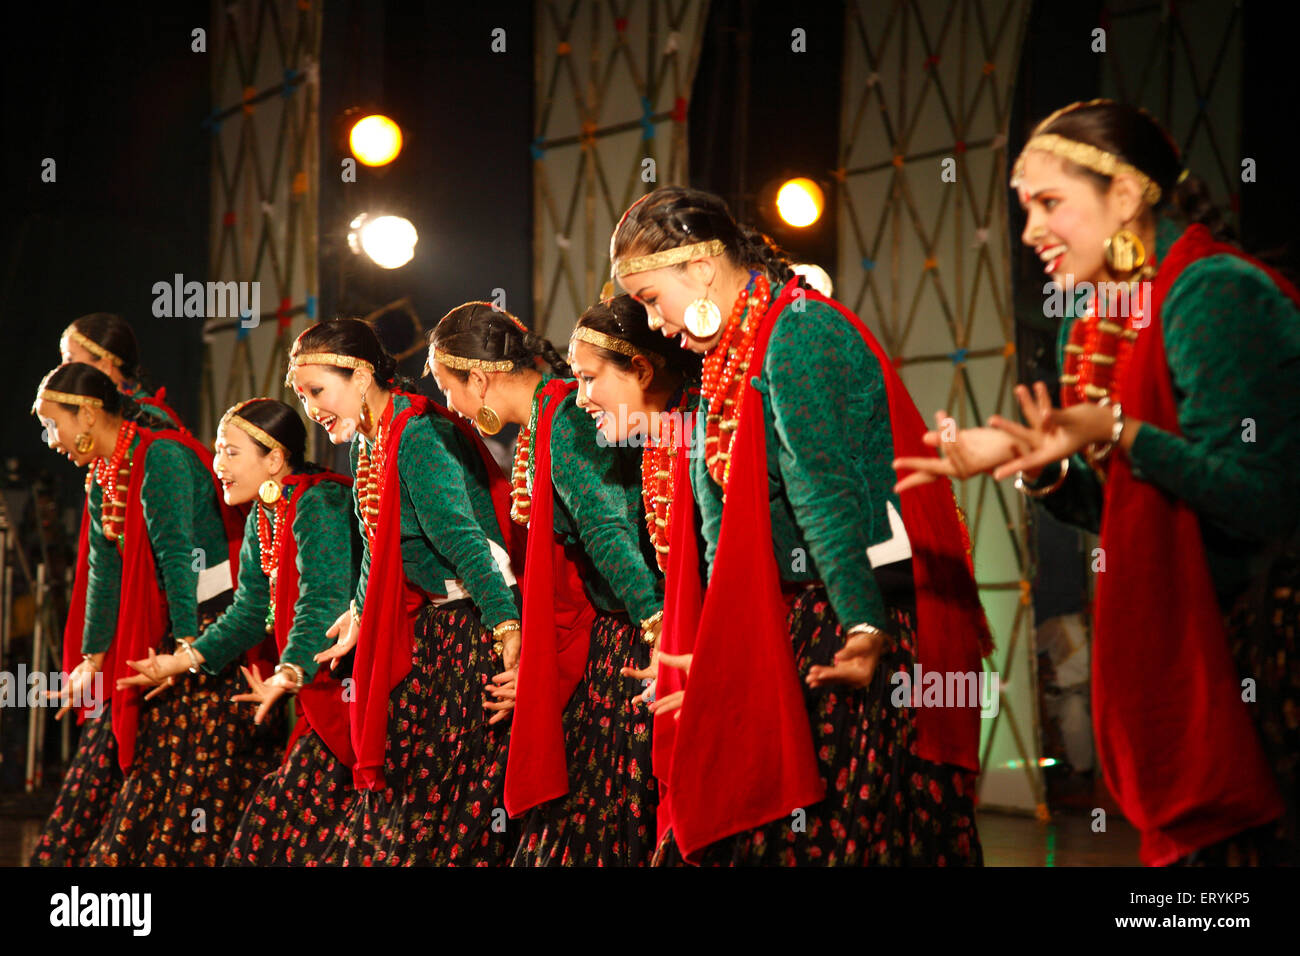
[
  {"x1": 177, "y1": 641, "x2": 202, "y2": 675},
  {"x1": 274, "y1": 662, "x2": 305, "y2": 693}
]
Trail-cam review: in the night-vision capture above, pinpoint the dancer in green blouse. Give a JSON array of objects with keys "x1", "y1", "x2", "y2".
[
  {"x1": 895, "y1": 100, "x2": 1300, "y2": 866},
  {"x1": 30, "y1": 363, "x2": 284, "y2": 867},
  {"x1": 288, "y1": 317, "x2": 523, "y2": 866},
  {"x1": 429, "y1": 299, "x2": 690, "y2": 865},
  {"x1": 611, "y1": 186, "x2": 989, "y2": 866},
  {"x1": 121, "y1": 398, "x2": 359, "y2": 865}
]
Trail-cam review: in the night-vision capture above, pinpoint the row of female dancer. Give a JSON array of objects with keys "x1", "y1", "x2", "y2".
[{"x1": 29, "y1": 99, "x2": 1300, "y2": 867}]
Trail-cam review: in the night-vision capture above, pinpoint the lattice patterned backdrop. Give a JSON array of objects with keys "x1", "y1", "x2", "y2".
[
  {"x1": 1098, "y1": 0, "x2": 1242, "y2": 225},
  {"x1": 837, "y1": 0, "x2": 1039, "y2": 814},
  {"x1": 532, "y1": 0, "x2": 711, "y2": 338},
  {"x1": 203, "y1": 0, "x2": 321, "y2": 441}
]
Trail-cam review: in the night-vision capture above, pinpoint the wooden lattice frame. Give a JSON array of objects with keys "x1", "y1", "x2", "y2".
[
  {"x1": 837, "y1": 0, "x2": 1042, "y2": 812},
  {"x1": 532, "y1": 0, "x2": 711, "y2": 338},
  {"x1": 203, "y1": 0, "x2": 321, "y2": 438}
]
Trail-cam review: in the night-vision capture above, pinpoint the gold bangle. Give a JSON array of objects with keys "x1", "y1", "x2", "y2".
[
  {"x1": 274, "y1": 662, "x2": 305, "y2": 693},
  {"x1": 1014, "y1": 457, "x2": 1070, "y2": 498},
  {"x1": 640, "y1": 610, "x2": 664, "y2": 646},
  {"x1": 492, "y1": 619, "x2": 521, "y2": 639}
]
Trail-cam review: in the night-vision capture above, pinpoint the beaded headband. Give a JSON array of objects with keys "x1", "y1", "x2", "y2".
[
  {"x1": 284, "y1": 351, "x2": 376, "y2": 386},
  {"x1": 63, "y1": 326, "x2": 124, "y2": 367},
  {"x1": 569, "y1": 327, "x2": 664, "y2": 367},
  {"x1": 1012, "y1": 133, "x2": 1163, "y2": 206},
  {"x1": 612, "y1": 239, "x2": 726, "y2": 278},
  {"x1": 429, "y1": 347, "x2": 515, "y2": 373},
  {"x1": 33, "y1": 388, "x2": 104, "y2": 413},
  {"x1": 218, "y1": 400, "x2": 287, "y2": 454}
]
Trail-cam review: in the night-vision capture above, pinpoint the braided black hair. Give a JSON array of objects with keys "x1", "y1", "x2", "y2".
[
  {"x1": 34, "y1": 362, "x2": 154, "y2": 425},
  {"x1": 429, "y1": 302, "x2": 572, "y2": 380}
]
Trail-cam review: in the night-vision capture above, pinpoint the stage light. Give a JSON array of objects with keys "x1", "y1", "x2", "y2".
[
  {"x1": 349, "y1": 114, "x2": 403, "y2": 167},
  {"x1": 776, "y1": 178, "x2": 824, "y2": 228},
  {"x1": 792, "y1": 263, "x2": 833, "y2": 297},
  {"x1": 348, "y1": 214, "x2": 418, "y2": 269}
]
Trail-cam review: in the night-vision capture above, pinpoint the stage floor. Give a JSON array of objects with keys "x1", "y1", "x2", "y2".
[{"x1": 0, "y1": 807, "x2": 1140, "y2": 867}]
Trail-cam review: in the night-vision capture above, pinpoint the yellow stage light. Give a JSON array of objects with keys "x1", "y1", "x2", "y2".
[
  {"x1": 349, "y1": 114, "x2": 403, "y2": 167},
  {"x1": 776, "y1": 177, "x2": 824, "y2": 228}
]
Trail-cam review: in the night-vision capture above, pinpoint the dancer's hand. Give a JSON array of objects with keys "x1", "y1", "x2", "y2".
[
  {"x1": 648, "y1": 652, "x2": 692, "y2": 719},
  {"x1": 496, "y1": 626, "x2": 521, "y2": 672},
  {"x1": 987, "y1": 382, "x2": 1115, "y2": 480},
  {"x1": 621, "y1": 648, "x2": 659, "y2": 706},
  {"x1": 893, "y1": 410, "x2": 1026, "y2": 492},
  {"x1": 119, "y1": 647, "x2": 193, "y2": 700},
  {"x1": 232, "y1": 663, "x2": 291, "y2": 725},
  {"x1": 484, "y1": 667, "x2": 517, "y2": 725},
  {"x1": 316, "y1": 606, "x2": 358, "y2": 670},
  {"x1": 809, "y1": 628, "x2": 889, "y2": 689},
  {"x1": 52, "y1": 654, "x2": 104, "y2": 720}
]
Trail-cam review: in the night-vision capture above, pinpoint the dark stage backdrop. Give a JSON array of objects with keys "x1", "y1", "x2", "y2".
[{"x1": 1, "y1": 1, "x2": 211, "y2": 495}]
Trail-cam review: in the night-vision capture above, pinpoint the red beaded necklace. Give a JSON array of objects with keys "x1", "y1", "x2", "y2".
[
  {"x1": 1060, "y1": 280, "x2": 1148, "y2": 407},
  {"x1": 510, "y1": 381, "x2": 546, "y2": 526},
  {"x1": 92, "y1": 419, "x2": 138, "y2": 544},
  {"x1": 256, "y1": 490, "x2": 289, "y2": 633},
  {"x1": 640, "y1": 387, "x2": 698, "y2": 572},
  {"x1": 700, "y1": 272, "x2": 771, "y2": 494},
  {"x1": 354, "y1": 398, "x2": 395, "y2": 543}
]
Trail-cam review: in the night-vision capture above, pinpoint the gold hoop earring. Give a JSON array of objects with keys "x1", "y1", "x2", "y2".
[
  {"x1": 476, "y1": 404, "x2": 502, "y2": 436},
  {"x1": 683, "y1": 289, "x2": 722, "y2": 338},
  {"x1": 75, "y1": 432, "x2": 93, "y2": 454},
  {"x1": 1104, "y1": 228, "x2": 1147, "y2": 276}
]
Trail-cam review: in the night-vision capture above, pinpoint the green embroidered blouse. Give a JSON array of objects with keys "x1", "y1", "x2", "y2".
[
  {"x1": 691, "y1": 296, "x2": 902, "y2": 632},
  {"x1": 123, "y1": 383, "x2": 179, "y2": 428},
  {"x1": 82, "y1": 432, "x2": 230, "y2": 654},
  {"x1": 1030, "y1": 217, "x2": 1300, "y2": 604},
  {"x1": 545, "y1": 387, "x2": 663, "y2": 622},
  {"x1": 349, "y1": 391, "x2": 519, "y2": 629},
  {"x1": 191, "y1": 473, "x2": 356, "y2": 680}
]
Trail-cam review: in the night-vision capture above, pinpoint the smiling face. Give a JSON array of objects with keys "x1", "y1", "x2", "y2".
[
  {"x1": 290, "y1": 364, "x2": 362, "y2": 443},
  {"x1": 568, "y1": 339, "x2": 657, "y2": 443},
  {"x1": 35, "y1": 399, "x2": 96, "y2": 466},
  {"x1": 1016, "y1": 151, "x2": 1141, "y2": 285},
  {"x1": 213, "y1": 423, "x2": 283, "y2": 506}
]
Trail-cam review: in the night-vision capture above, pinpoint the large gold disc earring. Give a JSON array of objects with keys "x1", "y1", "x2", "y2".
[
  {"x1": 476, "y1": 404, "x2": 502, "y2": 436},
  {"x1": 683, "y1": 294, "x2": 722, "y2": 338},
  {"x1": 74, "y1": 432, "x2": 93, "y2": 454},
  {"x1": 258, "y1": 480, "x2": 282, "y2": 504},
  {"x1": 1104, "y1": 228, "x2": 1147, "y2": 276}
]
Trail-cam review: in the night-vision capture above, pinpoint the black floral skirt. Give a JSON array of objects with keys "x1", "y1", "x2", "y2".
[
  {"x1": 224, "y1": 727, "x2": 355, "y2": 866},
  {"x1": 83, "y1": 593, "x2": 288, "y2": 866},
  {"x1": 513, "y1": 608, "x2": 657, "y2": 866},
  {"x1": 1172, "y1": 549, "x2": 1300, "y2": 866},
  {"x1": 28, "y1": 708, "x2": 122, "y2": 866},
  {"x1": 653, "y1": 584, "x2": 983, "y2": 866},
  {"x1": 327, "y1": 599, "x2": 516, "y2": 866}
]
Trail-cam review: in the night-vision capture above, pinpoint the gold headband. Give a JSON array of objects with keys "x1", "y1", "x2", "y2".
[
  {"x1": 34, "y1": 388, "x2": 104, "y2": 411},
  {"x1": 613, "y1": 239, "x2": 726, "y2": 278},
  {"x1": 284, "y1": 351, "x2": 375, "y2": 386},
  {"x1": 429, "y1": 347, "x2": 515, "y2": 373},
  {"x1": 570, "y1": 327, "x2": 663, "y2": 366},
  {"x1": 219, "y1": 401, "x2": 287, "y2": 454},
  {"x1": 63, "y1": 326, "x2": 124, "y2": 367},
  {"x1": 1012, "y1": 133, "x2": 1162, "y2": 206}
]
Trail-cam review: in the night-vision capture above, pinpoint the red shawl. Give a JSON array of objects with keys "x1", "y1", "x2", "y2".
[
  {"x1": 350, "y1": 391, "x2": 521, "y2": 790},
  {"x1": 276, "y1": 471, "x2": 355, "y2": 767},
  {"x1": 100, "y1": 427, "x2": 246, "y2": 770},
  {"x1": 505, "y1": 380, "x2": 598, "y2": 817},
  {"x1": 666, "y1": 279, "x2": 991, "y2": 861},
  {"x1": 135, "y1": 386, "x2": 187, "y2": 433},
  {"x1": 1096, "y1": 224, "x2": 1295, "y2": 864}
]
